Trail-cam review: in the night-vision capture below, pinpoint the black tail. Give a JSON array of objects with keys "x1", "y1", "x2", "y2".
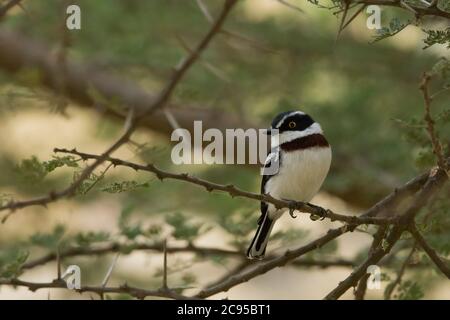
[{"x1": 246, "y1": 214, "x2": 275, "y2": 260}]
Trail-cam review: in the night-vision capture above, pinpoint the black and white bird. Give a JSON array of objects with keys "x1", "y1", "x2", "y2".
[{"x1": 247, "y1": 110, "x2": 332, "y2": 259}]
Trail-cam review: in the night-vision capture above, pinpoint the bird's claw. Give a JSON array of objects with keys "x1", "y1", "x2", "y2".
[
  {"x1": 285, "y1": 200, "x2": 298, "y2": 219},
  {"x1": 308, "y1": 203, "x2": 328, "y2": 221}
]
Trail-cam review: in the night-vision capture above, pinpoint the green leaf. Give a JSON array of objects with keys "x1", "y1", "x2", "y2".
[
  {"x1": 118, "y1": 205, "x2": 143, "y2": 239},
  {"x1": 121, "y1": 225, "x2": 143, "y2": 240},
  {"x1": 15, "y1": 156, "x2": 79, "y2": 185},
  {"x1": 396, "y1": 280, "x2": 424, "y2": 300},
  {"x1": 101, "y1": 180, "x2": 151, "y2": 193},
  {"x1": 166, "y1": 212, "x2": 205, "y2": 241},
  {"x1": 74, "y1": 231, "x2": 110, "y2": 246},
  {"x1": 423, "y1": 27, "x2": 450, "y2": 49},
  {"x1": 270, "y1": 228, "x2": 309, "y2": 246},
  {"x1": 0, "y1": 250, "x2": 29, "y2": 279},
  {"x1": 43, "y1": 156, "x2": 79, "y2": 172},
  {"x1": 15, "y1": 156, "x2": 48, "y2": 184},
  {"x1": 372, "y1": 18, "x2": 409, "y2": 43},
  {"x1": 29, "y1": 224, "x2": 66, "y2": 249},
  {"x1": 73, "y1": 171, "x2": 102, "y2": 195}
]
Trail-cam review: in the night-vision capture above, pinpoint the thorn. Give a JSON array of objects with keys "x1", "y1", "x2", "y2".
[
  {"x1": 56, "y1": 246, "x2": 62, "y2": 280},
  {"x1": 101, "y1": 253, "x2": 120, "y2": 288},
  {"x1": 162, "y1": 238, "x2": 168, "y2": 289}
]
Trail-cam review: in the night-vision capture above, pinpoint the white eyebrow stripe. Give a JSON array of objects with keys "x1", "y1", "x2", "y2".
[
  {"x1": 271, "y1": 122, "x2": 322, "y2": 148},
  {"x1": 275, "y1": 111, "x2": 305, "y2": 129}
]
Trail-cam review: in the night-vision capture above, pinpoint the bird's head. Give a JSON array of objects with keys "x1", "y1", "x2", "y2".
[{"x1": 266, "y1": 110, "x2": 323, "y2": 147}]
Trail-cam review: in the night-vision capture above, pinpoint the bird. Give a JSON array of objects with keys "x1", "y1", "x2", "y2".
[{"x1": 246, "y1": 110, "x2": 332, "y2": 260}]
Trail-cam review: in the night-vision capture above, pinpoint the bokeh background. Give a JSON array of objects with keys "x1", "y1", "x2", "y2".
[{"x1": 0, "y1": 0, "x2": 449, "y2": 299}]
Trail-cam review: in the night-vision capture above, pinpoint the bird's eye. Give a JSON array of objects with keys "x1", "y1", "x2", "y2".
[{"x1": 288, "y1": 121, "x2": 296, "y2": 128}]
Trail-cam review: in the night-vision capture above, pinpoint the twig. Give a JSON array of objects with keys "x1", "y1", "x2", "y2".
[
  {"x1": 21, "y1": 240, "x2": 356, "y2": 272},
  {"x1": 196, "y1": 0, "x2": 214, "y2": 22},
  {"x1": 276, "y1": 0, "x2": 304, "y2": 13},
  {"x1": 175, "y1": 34, "x2": 230, "y2": 82},
  {"x1": 204, "y1": 260, "x2": 253, "y2": 291},
  {"x1": 56, "y1": 246, "x2": 62, "y2": 280},
  {"x1": 101, "y1": 253, "x2": 120, "y2": 288},
  {"x1": 324, "y1": 167, "x2": 448, "y2": 300},
  {"x1": 194, "y1": 226, "x2": 350, "y2": 298},
  {"x1": 354, "y1": 274, "x2": 369, "y2": 300},
  {"x1": 420, "y1": 72, "x2": 446, "y2": 170},
  {"x1": 353, "y1": 0, "x2": 450, "y2": 19},
  {"x1": 80, "y1": 163, "x2": 113, "y2": 195},
  {"x1": 143, "y1": 0, "x2": 238, "y2": 117},
  {"x1": 162, "y1": 239, "x2": 168, "y2": 289},
  {"x1": 196, "y1": 0, "x2": 278, "y2": 54},
  {"x1": 21, "y1": 242, "x2": 241, "y2": 270},
  {"x1": 54, "y1": 148, "x2": 397, "y2": 227},
  {"x1": 384, "y1": 243, "x2": 416, "y2": 299},
  {"x1": 0, "y1": 123, "x2": 134, "y2": 223},
  {"x1": 399, "y1": 0, "x2": 417, "y2": 14},
  {"x1": 340, "y1": 4, "x2": 366, "y2": 31},
  {"x1": 409, "y1": 225, "x2": 450, "y2": 278},
  {"x1": 336, "y1": 1, "x2": 350, "y2": 40},
  {"x1": 0, "y1": 0, "x2": 22, "y2": 19},
  {"x1": 354, "y1": 225, "x2": 387, "y2": 300},
  {"x1": 0, "y1": 278, "x2": 189, "y2": 300}
]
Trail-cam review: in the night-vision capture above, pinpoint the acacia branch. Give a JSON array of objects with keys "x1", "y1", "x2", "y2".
[
  {"x1": 0, "y1": 278, "x2": 189, "y2": 300},
  {"x1": 384, "y1": 243, "x2": 416, "y2": 299},
  {"x1": 194, "y1": 164, "x2": 446, "y2": 299},
  {"x1": 420, "y1": 72, "x2": 447, "y2": 170},
  {"x1": 353, "y1": 0, "x2": 450, "y2": 19},
  {"x1": 194, "y1": 226, "x2": 350, "y2": 298},
  {"x1": 21, "y1": 240, "x2": 356, "y2": 272},
  {"x1": 354, "y1": 225, "x2": 387, "y2": 300},
  {"x1": 324, "y1": 168, "x2": 448, "y2": 300},
  {"x1": 22, "y1": 243, "x2": 241, "y2": 270},
  {"x1": 409, "y1": 225, "x2": 450, "y2": 278},
  {"x1": 0, "y1": 123, "x2": 134, "y2": 223},
  {"x1": 52, "y1": 148, "x2": 396, "y2": 227},
  {"x1": 0, "y1": 28, "x2": 254, "y2": 138},
  {"x1": 4, "y1": 160, "x2": 444, "y2": 298}
]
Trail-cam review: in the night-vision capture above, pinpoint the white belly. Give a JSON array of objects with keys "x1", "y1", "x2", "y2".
[{"x1": 265, "y1": 147, "x2": 331, "y2": 217}]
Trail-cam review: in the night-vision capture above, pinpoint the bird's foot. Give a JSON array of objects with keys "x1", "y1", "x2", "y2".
[
  {"x1": 283, "y1": 199, "x2": 298, "y2": 219},
  {"x1": 307, "y1": 203, "x2": 328, "y2": 221}
]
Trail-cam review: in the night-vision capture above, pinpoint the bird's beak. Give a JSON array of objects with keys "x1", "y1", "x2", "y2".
[{"x1": 263, "y1": 128, "x2": 272, "y2": 135}]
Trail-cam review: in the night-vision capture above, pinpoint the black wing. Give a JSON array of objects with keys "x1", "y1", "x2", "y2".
[{"x1": 258, "y1": 148, "x2": 280, "y2": 225}]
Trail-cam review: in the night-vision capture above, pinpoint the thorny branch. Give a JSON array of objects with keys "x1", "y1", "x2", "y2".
[
  {"x1": 420, "y1": 72, "x2": 447, "y2": 171},
  {"x1": 0, "y1": 278, "x2": 190, "y2": 300},
  {"x1": 409, "y1": 225, "x2": 450, "y2": 278},
  {"x1": 3, "y1": 154, "x2": 446, "y2": 299},
  {"x1": 324, "y1": 167, "x2": 448, "y2": 300},
  {"x1": 384, "y1": 243, "x2": 417, "y2": 300},
  {"x1": 353, "y1": 225, "x2": 387, "y2": 300},
  {"x1": 352, "y1": 0, "x2": 450, "y2": 19},
  {"x1": 328, "y1": 0, "x2": 449, "y2": 37},
  {"x1": 54, "y1": 148, "x2": 397, "y2": 227}
]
